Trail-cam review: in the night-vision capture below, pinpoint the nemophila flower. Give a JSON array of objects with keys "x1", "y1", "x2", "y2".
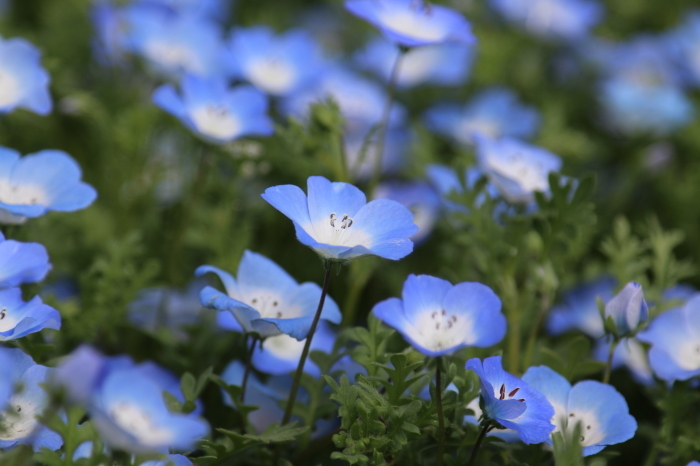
[
  {"x1": 0, "y1": 147, "x2": 97, "y2": 224},
  {"x1": 425, "y1": 87, "x2": 540, "y2": 145},
  {"x1": 373, "y1": 181, "x2": 440, "y2": 243},
  {"x1": 0, "y1": 36, "x2": 51, "y2": 115},
  {"x1": 475, "y1": 136, "x2": 562, "y2": 204},
  {"x1": 0, "y1": 287, "x2": 61, "y2": 341},
  {"x1": 466, "y1": 356, "x2": 555, "y2": 444},
  {"x1": 464, "y1": 396, "x2": 520, "y2": 442},
  {"x1": 262, "y1": 176, "x2": 418, "y2": 262},
  {"x1": 153, "y1": 74, "x2": 273, "y2": 143},
  {"x1": 344, "y1": 0, "x2": 476, "y2": 47},
  {"x1": 638, "y1": 294, "x2": 700, "y2": 382},
  {"x1": 53, "y1": 345, "x2": 209, "y2": 453},
  {"x1": 344, "y1": 126, "x2": 409, "y2": 181},
  {"x1": 0, "y1": 349, "x2": 62, "y2": 452},
  {"x1": 227, "y1": 26, "x2": 325, "y2": 96},
  {"x1": 0, "y1": 348, "x2": 15, "y2": 408},
  {"x1": 135, "y1": 0, "x2": 229, "y2": 20},
  {"x1": 0, "y1": 233, "x2": 51, "y2": 288},
  {"x1": 140, "y1": 454, "x2": 193, "y2": 466},
  {"x1": 196, "y1": 250, "x2": 341, "y2": 340},
  {"x1": 593, "y1": 339, "x2": 653, "y2": 385},
  {"x1": 488, "y1": 0, "x2": 603, "y2": 41},
  {"x1": 373, "y1": 274, "x2": 506, "y2": 356},
  {"x1": 604, "y1": 282, "x2": 648, "y2": 337},
  {"x1": 353, "y1": 36, "x2": 473, "y2": 88},
  {"x1": 668, "y1": 11, "x2": 700, "y2": 87},
  {"x1": 547, "y1": 278, "x2": 615, "y2": 338},
  {"x1": 522, "y1": 365, "x2": 637, "y2": 455}
]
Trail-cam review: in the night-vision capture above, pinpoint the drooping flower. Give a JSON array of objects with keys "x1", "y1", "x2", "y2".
[
  {"x1": 547, "y1": 278, "x2": 615, "y2": 338},
  {"x1": 0, "y1": 233, "x2": 51, "y2": 289},
  {"x1": 262, "y1": 176, "x2": 418, "y2": 262},
  {"x1": 196, "y1": 250, "x2": 341, "y2": 340},
  {"x1": 0, "y1": 35, "x2": 52, "y2": 115},
  {"x1": 522, "y1": 365, "x2": 637, "y2": 455},
  {"x1": 593, "y1": 338, "x2": 653, "y2": 385},
  {"x1": 604, "y1": 282, "x2": 648, "y2": 337},
  {"x1": 466, "y1": 356, "x2": 555, "y2": 444},
  {"x1": 373, "y1": 274, "x2": 505, "y2": 356},
  {"x1": 52, "y1": 345, "x2": 209, "y2": 453},
  {"x1": 0, "y1": 147, "x2": 97, "y2": 224},
  {"x1": 0, "y1": 287, "x2": 61, "y2": 341},
  {"x1": 153, "y1": 74, "x2": 273, "y2": 143},
  {"x1": 464, "y1": 396, "x2": 520, "y2": 442},
  {"x1": 227, "y1": 26, "x2": 325, "y2": 96},
  {"x1": 373, "y1": 181, "x2": 441, "y2": 243},
  {"x1": 344, "y1": 0, "x2": 476, "y2": 47},
  {"x1": 637, "y1": 294, "x2": 700, "y2": 382}
]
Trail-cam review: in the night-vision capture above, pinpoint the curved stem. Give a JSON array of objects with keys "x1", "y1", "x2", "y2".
[
  {"x1": 523, "y1": 290, "x2": 551, "y2": 369},
  {"x1": 240, "y1": 336, "x2": 258, "y2": 405},
  {"x1": 467, "y1": 421, "x2": 492, "y2": 466},
  {"x1": 603, "y1": 338, "x2": 620, "y2": 384},
  {"x1": 435, "y1": 361, "x2": 445, "y2": 466}
]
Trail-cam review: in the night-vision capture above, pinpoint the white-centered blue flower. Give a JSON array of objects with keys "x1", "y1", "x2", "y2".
[
  {"x1": 0, "y1": 147, "x2": 97, "y2": 224},
  {"x1": 593, "y1": 338, "x2": 653, "y2": 385},
  {"x1": 0, "y1": 36, "x2": 51, "y2": 115},
  {"x1": 228, "y1": 26, "x2": 325, "y2": 96},
  {"x1": 0, "y1": 233, "x2": 51, "y2": 289},
  {"x1": 547, "y1": 278, "x2": 615, "y2": 338},
  {"x1": 196, "y1": 250, "x2": 341, "y2": 340},
  {"x1": 522, "y1": 365, "x2": 637, "y2": 455},
  {"x1": 373, "y1": 274, "x2": 505, "y2": 356},
  {"x1": 373, "y1": 181, "x2": 441, "y2": 244},
  {"x1": 0, "y1": 287, "x2": 61, "y2": 341},
  {"x1": 262, "y1": 176, "x2": 418, "y2": 262},
  {"x1": 344, "y1": 0, "x2": 476, "y2": 47},
  {"x1": 604, "y1": 281, "x2": 648, "y2": 337},
  {"x1": 464, "y1": 396, "x2": 520, "y2": 442},
  {"x1": 153, "y1": 74, "x2": 274, "y2": 143}
]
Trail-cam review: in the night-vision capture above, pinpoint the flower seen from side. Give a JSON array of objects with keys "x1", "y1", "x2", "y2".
[
  {"x1": 604, "y1": 281, "x2": 648, "y2": 337},
  {"x1": 0, "y1": 35, "x2": 52, "y2": 115},
  {"x1": 0, "y1": 233, "x2": 51, "y2": 288},
  {"x1": 0, "y1": 287, "x2": 61, "y2": 341},
  {"x1": 464, "y1": 396, "x2": 520, "y2": 442},
  {"x1": 262, "y1": 176, "x2": 418, "y2": 262}
]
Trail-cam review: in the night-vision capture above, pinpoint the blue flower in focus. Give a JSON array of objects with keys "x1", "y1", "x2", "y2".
[
  {"x1": 604, "y1": 282, "x2": 648, "y2": 337},
  {"x1": 638, "y1": 294, "x2": 700, "y2": 382},
  {"x1": 464, "y1": 396, "x2": 521, "y2": 442},
  {"x1": 0, "y1": 287, "x2": 61, "y2": 341},
  {"x1": 373, "y1": 181, "x2": 441, "y2": 243},
  {"x1": 522, "y1": 365, "x2": 637, "y2": 455},
  {"x1": 0, "y1": 233, "x2": 51, "y2": 288},
  {"x1": 196, "y1": 250, "x2": 341, "y2": 340},
  {"x1": 475, "y1": 136, "x2": 562, "y2": 204},
  {"x1": 228, "y1": 26, "x2": 325, "y2": 96},
  {"x1": 489, "y1": 0, "x2": 603, "y2": 41},
  {"x1": 593, "y1": 338, "x2": 653, "y2": 385},
  {"x1": 466, "y1": 356, "x2": 555, "y2": 444},
  {"x1": 0, "y1": 36, "x2": 51, "y2": 115},
  {"x1": 373, "y1": 274, "x2": 506, "y2": 357},
  {"x1": 425, "y1": 87, "x2": 540, "y2": 145},
  {"x1": 344, "y1": 0, "x2": 476, "y2": 47},
  {"x1": 547, "y1": 278, "x2": 615, "y2": 338},
  {"x1": 153, "y1": 74, "x2": 274, "y2": 143},
  {"x1": 353, "y1": 36, "x2": 473, "y2": 88},
  {"x1": 0, "y1": 349, "x2": 62, "y2": 452},
  {"x1": 262, "y1": 176, "x2": 418, "y2": 262},
  {"x1": 53, "y1": 345, "x2": 209, "y2": 453},
  {"x1": 0, "y1": 147, "x2": 97, "y2": 224}
]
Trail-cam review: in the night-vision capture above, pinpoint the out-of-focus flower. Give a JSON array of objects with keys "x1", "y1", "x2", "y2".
[
  {"x1": 53, "y1": 345, "x2": 209, "y2": 453},
  {"x1": 0, "y1": 233, "x2": 51, "y2": 289},
  {"x1": 475, "y1": 136, "x2": 562, "y2": 204},
  {"x1": 353, "y1": 36, "x2": 473, "y2": 88},
  {"x1": 604, "y1": 282, "x2": 648, "y2": 338},
  {"x1": 466, "y1": 356, "x2": 555, "y2": 444},
  {"x1": 425, "y1": 87, "x2": 540, "y2": 145},
  {"x1": 153, "y1": 74, "x2": 274, "y2": 143},
  {"x1": 638, "y1": 294, "x2": 700, "y2": 382},
  {"x1": 373, "y1": 181, "x2": 440, "y2": 243},
  {"x1": 373, "y1": 274, "x2": 505, "y2": 356},
  {"x1": 262, "y1": 176, "x2": 417, "y2": 262},
  {"x1": 0, "y1": 147, "x2": 97, "y2": 224},
  {"x1": 135, "y1": 0, "x2": 230, "y2": 20},
  {"x1": 0, "y1": 288, "x2": 60, "y2": 341},
  {"x1": 344, "y1": 0, "x2": 476, "y2": 47},
  {"x1": 547, "y1": 278, "x2": 615, "y2": 338},
  {"x1": 489, "y1": 0, "x2": 603, "y2": 41},
  {"x1": 140, "y1": 454, "x2": 193, "y2": 466},
  {"x1": 522, "y1": 365, "x2": 637, "y2": 455},
  {"x1": 344, "y1": 127, "x2": 409, "y2": 181},
  {"x1": 227, "y1": 26, "x2": 325, "y2": 96},
  {"x1": 0, "y1": 36, "x2": 51, "y2": 115},
  {"x1": 197, "y1": 250, "x2": 341, "y2": 340},
  {"x1": 593, "y1": 339, "x2": 653, "y2": 385},
  {"x1": 668, "y1": 11, "x2": 700, "y2": 87},
  {"x1": 0, "y1": 348, "x2": 13, "y2": 408}
]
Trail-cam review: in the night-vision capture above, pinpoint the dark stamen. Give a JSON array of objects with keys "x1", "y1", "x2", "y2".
[
  {"x1": 499, "y1": 384, "x2": 505, "y2": 400},
  {"x1": 508, "y1": 387, "x2": 520, "y2": 397}
]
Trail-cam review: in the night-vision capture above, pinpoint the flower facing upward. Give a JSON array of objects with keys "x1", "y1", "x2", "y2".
[
  {"x1": 466, "y1": 356, "x2": 555, "y2": 444},
  {"x1": 0, "y1": 233, "x2": 51, "y2": 289},
  {"x1": 372, "y1": 274, "x2": 506, "y2": 357},
  {"x1": 262, "y1": 176, "x2": 418, "y2": 262},
  {"x1": 604, "y1": 281, "x2": 648, "y2": 337},
  {"x1": 344, "y1": 0, "x2": 476, "y2": 48},
  {"x1": 0, "y1": 35, "x2": 51, "y2": 115}
]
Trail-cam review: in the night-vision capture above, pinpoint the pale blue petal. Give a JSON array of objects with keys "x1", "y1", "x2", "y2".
[
  {"x1": 351, "y1": 197, "x2": 417, "y2": 245},
  {"x1": 0, "y1": 239, "x2": 51, "y2": 288},
  {"x1": 287, "y1": 282, "x2": 342, "y2": 323},
  {"x1": 152, "y1": 84, "x2": 187, "y2": 120},
  {"x1": 401, "y1": 274, "x2": 451, "y2": 325},
  {"x1": 236, "y1": 250, "x2": 298, "y2": 297},
  {"x1": 199, "y1": 286, "x2": 259, "y2": 332},
  {"x1": 442, "y1": 281, "x2": 505, "y2": 347},
  {"x1": 261, "y1": 184, "x2": 313, "y2": 232},
  {"x1": 306, "y1": 176, "x2": 367, "y2": 227},
  {"x1": 195, "y1": 265, "x2": 238, "y2": 296}
]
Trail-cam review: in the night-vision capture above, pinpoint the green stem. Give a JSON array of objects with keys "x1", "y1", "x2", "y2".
[
  {"x1": 240, "y1": 336, "x2": 258, "y2": 405},
  {"x1": 435, "y1": 361, "x2": 445, "y2": 466},
  {"x1": 603, "y1": 338, "x2": 620, "y2": 384},
  {"x1": 467, "y1": 421, "x2": 491, "y2": 466},
  {"x1": 523, "y1": 291, "x2": 551, "y2": 369}
]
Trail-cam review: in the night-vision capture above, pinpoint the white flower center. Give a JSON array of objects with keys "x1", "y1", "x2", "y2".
[
  {"x1": 456, "y1": 118, "x2": 500, "y2": 144},
  {"x1": 143, "y1": 40, "x2": 201, "y2": 73},
  {"x1": 484, "y1": 151, "x2": 550, "y2": 193},
  {"x1": 262, "y1": 333, "x2": 304, "y2": 361},
  {"x1": 399, "y1": 47, "x2": 441, "y2": 85},
  {"x1": 0, "y1": 181, "x2": 48, "y2": 207},
  {"x1": 0, "y1": 71, "x2": 21, "y2": 108},
  {"x1": 564, "y1": 410, "x2": 604, "y2": 447},
  {"x1": 0, "y1": 396, "x2": 43, "y2": 441},
  {"x1": 379, "y1": 5, "x2": 444, "y2": 42},
  {"x1": 0, "y1": 306, "x2": 18, "y2": 332},
  {"x1": 246, "y1": 58, "x2": 297, "y2": 95},
  {"x1": 674, "y1": 341, "x2": 700, "y2": 371},
  {"x1": 190, "y1": 105, "x2": 242, "y2": 140},
  {"x1": 410, "y1": 308, "x2": 475, "y2": 352},
  {"x1": 525, "y1": 0, "x2": 561, "y2": 33},
  {"x1": 238, "y1": 289, "x2": 302, "y2": 319},
  {"x1": 109, "y1": 402, "x2": 173, "y2": 446}
]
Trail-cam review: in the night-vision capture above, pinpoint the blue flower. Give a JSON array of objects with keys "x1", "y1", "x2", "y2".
[
  {"x1": 604, "y1": 282, "x2": 648, "y2": 337},
  {"x1": 466, "y1": 356, "x2": 555, "y2": 444},
  {"x1": 373, "y1": 274, "x2": 505, "y2": 357},
  {"x1": 52, "y1": 345, "x2": 209, "y2": 453},
  {"x1": 522, "y1": 365, "x2": 637, "y2": 455},
  {"x1": 667, "y1": 11, "x2": 700, "y2": 87},
  {"x1": 134, "y1": 0, "x2": 229, "y2": 20},
  {"x1": 488, "y1": 0, "x2": 603, "y2": 41},
  {"x1": 638, "y1": 294, "x2": 700, "y2": 382},
  {"x1": 262, "y1": 176, "x2": 418, "y2": 262},
  {"x1": 140, "y1": 454, "x2": 193, "y2": 466},
  {"x1": 196, "y1": 250, "x2": 342, "y2": 340},
  {"x1": 593, "y1": 338, "x2": 653, "y2": 385},
  {"x1": 0, "y1": 233, "x2": 51, "y2": 288},
  {"x1": 344, "y1": 0, "x2": 476, "y2": 47},
  {"x1": 425, "y1": 87, "x2": 540, "y2": 145},
  {"x1": 464, "y1": 396, "x2": 521, "y2": 442},
  {"x1": 227, "y1": 26, "x2": 325, "y2": 96},
  {"x1": 547, "y1": 278, "x2": 615, "y2": 338},
  {"x1": 0, "y1": 348, "x2": 13, "y2": 407},
  {"x1": 0, "y1": 287, "x2": 61, "y2": 341},
  {"x1": 0, "y1": 147, "x2": 97, "y2": 224},
  {"x1": 0, "y1": 348, "x2": 63, "y2": 452},
  {"x1": 153, "y1": 74, "x2": 273, "y2": 143},
  {"x1": 373, "y1": 181, "x2": 441, "y2": 243},
  {"x1": 344, "y1": 126, "x2": 409, "y2": 181},
  {"x1": 353, "y1": 36, "x2": 473, "y2": 88},
  {"x1": 475, "y1": 136, "x2": 562, "y2": 204},
  {"x1": 0, "y1": 36, "x2": 51, "y2": 115}
]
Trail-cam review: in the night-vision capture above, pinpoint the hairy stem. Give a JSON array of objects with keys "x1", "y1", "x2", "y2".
[
  {"x1": 436, "y1": 361, "x2": 445, "y2": 466},
  {"x1": 467, "y1": 421, "x2": 492, "y2": 466}
]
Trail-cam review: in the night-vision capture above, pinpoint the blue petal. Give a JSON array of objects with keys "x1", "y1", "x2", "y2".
[
  {"x1": 195, "y1": 265, "x2": 238, "y2": 296},
  {"x1": 401, "y1": 274, "x2": 451, "y2": 325},
  {"x1": 0, "y1": 239, "x2": 51, "y2": 288},
  {"x1": 288, "y1": 282, "x2": 342, "y2": 323},
  {"x1": 49, "y1": 182, "x2": 97, "y2": 212},
  {"x1": 490, "y1": 398, "x2": 527, "y2": 420},
  {"x1": 350, "y1": 198, "x2": 417, "y2": 258},
  {"x1": 261, "y1": 184, "x2": 313, "y2": 232},
  {"x1": 199, "y1": 286, "x2": 259, "y2": 332},
  {"x1": 236, "y1": 250, "x2": 298, "y2": 297},
  {"x1": 306, "y1": 176, "x2": 367, "y2": 228},
  {"x1": 261, "y1": 315, "x2": 314, "y2": 341},
  {"x1": 217, "y1": 311, "x2": 243, "y2": 332},
  {"x1": 442, "y1": 281, "x2": 505, "y2": 347},
  {"x1": 152, "y1": 84, "x2": 187, "y2": 120}
]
